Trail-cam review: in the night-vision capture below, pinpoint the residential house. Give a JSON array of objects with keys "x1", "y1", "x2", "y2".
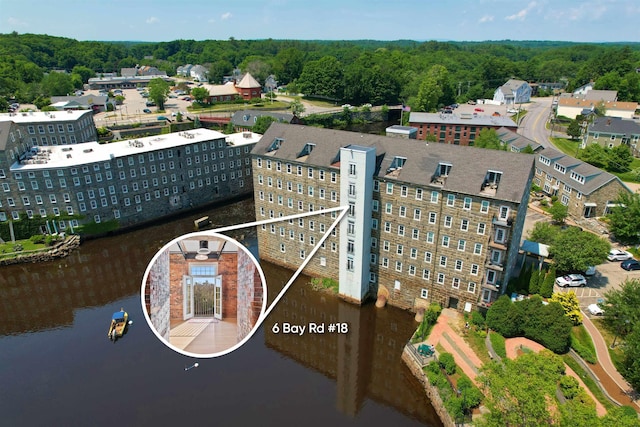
[
  {"x1": 190, "y1": 65, "x2": 208, "y2": 82},
  {"x1": 495, "y1": 127, "x2": 542, "y2": 153},
  {"x1": 264, "y1": 75, "x2": 278, "y2": 93},
  {"x1": 493, "y1": 79, "x2": 532, "y2": 105},
  {"x1": 408, "y1": 112, "x2": 517, "y2": 145},
  {"x1": 252, "y1": 123, "x2": 534, "y2": 312},
  {"x1": 137, "y1": 65, "x2": 165, "y2": 76},
  {"x1": 573, "y1": 82, "x2": 595, "y2": 97},
  {"x1": 230, "y1": 110, "x2": 298, "y2": 132},
  {"x1": 121, "y1": 67, "x2": 138, "y2": 77},
  {"x1": 235, "y1": 73, "x2": 262, "y2": 100},
  {"x1": 584, "y1": 117, "x2": 640, "y2": 154},
  {"x1": 177, "y1": 64, "x2": 194, "y2": 77},
  {"x1": 533, "y1": 147, "x2": 632, "y2": 219}
]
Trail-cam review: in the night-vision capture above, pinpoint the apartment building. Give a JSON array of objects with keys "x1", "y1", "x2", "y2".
[
  {"x1": 408, "y1": 112, "x2": 517, "y2": 145},
  {"x1": 252, "y1": 124, "x2": 534, "y2": 313},
  {"x1": 0, "y1": 128, "x2": 259, "y2": 232},
  {"x1": 534, "y1": 147, "x2": 632, "y2": 219}
]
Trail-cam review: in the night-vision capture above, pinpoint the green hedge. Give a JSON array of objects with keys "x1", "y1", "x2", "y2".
[{"x1": 489, "y1": 331, "x2": 507, "y2": 359}]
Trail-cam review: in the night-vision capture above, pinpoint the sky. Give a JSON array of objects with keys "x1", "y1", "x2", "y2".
[{"x1": 1, "y1": 0, "x2": 639, "y2": 43}]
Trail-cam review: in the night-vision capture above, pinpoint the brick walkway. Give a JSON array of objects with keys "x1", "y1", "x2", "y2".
[
  {"x1": 581, "y1": 312, "x2": 640, "y2": 411},
  {"x1": 426, "y1": 309, "x2": 483, "y2": 385}
]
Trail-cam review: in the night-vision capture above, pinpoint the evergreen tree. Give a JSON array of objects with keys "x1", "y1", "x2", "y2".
[
  {"x1": 540, "y1": 267, "x2": 555, "y2": 298},
  {"x1": 529, "y1": 269, "x2": 540, "y2": 295}
]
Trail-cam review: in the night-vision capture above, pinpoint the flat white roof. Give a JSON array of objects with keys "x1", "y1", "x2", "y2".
[
  {"x1": 226, "y1": 131, "x2": 262, "y2": 146},
  {"x1": 0, "y1": 110, "x2": 91, "y2": 124},
  {"x1": 10, "y1": 128, "x2": 232, "y2": 171}
]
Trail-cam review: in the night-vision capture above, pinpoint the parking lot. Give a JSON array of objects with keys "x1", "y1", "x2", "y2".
[
  {"x1": 555, "y1": 260, "x2": 640, "y2": 315},
  {"x1": 92, "y1": 87, "x2": 195, "y2": 127},
  {"x1": 522, "y1": 207, "x2": 639, "y2": 316}
]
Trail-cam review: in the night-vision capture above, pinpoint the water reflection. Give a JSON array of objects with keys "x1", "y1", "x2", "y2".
[{"x1": 0, "y1": 197, "x2": 441, "y2": 426}]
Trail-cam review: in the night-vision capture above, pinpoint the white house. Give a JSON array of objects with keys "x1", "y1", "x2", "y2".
[
  {"x1": 190, "y1": 65, "x2": 208, "y2": 82},
  {"x1": 493, "y1": 79, "x2": 532, "y2": 105}
]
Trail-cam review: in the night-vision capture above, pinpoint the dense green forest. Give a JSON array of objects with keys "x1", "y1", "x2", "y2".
[{"x1": 1, "y1": 32, "x2": 639, "y2": 111}]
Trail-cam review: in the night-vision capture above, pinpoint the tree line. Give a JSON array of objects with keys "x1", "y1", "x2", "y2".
[{"x1": 1, "y1": 32, "x2": 639, "y2": 112}]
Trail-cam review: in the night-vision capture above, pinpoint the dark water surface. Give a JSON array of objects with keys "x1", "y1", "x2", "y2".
[{"x1": 0, "y1": 198, "x2": 442, "y2": 427}]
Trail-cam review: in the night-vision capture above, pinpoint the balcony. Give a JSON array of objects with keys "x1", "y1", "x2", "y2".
[
  {"x1": 488, "y1": 240, "x2": 508, "y2": 251},
  {"x1": 492, "y1": 215, "x2": 514, "y2": 227},
  {"x1": 485, "y1": 262, "x2": 504, "y2": 272}
]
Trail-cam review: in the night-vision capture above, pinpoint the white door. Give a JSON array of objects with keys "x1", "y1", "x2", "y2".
[
  {"x1": 214, "y1": 275, "x2": 222, "y2": 320},
  {"x1": 183, "y1": 276, "x2": 194, "y2": 320}
]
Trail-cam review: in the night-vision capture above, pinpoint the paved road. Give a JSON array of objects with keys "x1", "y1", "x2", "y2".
[{"x1": 518, "y1": 96, "x2": 554, "y2": 148}]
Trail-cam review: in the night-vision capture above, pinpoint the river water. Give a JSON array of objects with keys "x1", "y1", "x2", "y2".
[{"x1": 0, "y1": 197, "x2": 442, "y2": 427}]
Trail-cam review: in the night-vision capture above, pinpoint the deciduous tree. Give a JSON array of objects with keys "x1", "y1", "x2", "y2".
[
  {"x1": 550, "y1": 227, "x2": 610, "y2": 273},
  {"x1": 147, "y1": 78, "x2": 170, "y2": 110},
  {"x1": 607, "y1": 192, "x2": 640, "y2": 244}
]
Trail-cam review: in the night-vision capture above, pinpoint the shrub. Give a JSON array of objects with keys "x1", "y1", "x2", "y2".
[
  {"x1": 539, "y1": 267, "x2": 555, "y2": 298},
  {"x1": 559, "y1": 375, "x2": 580, "y2": 399},
  {"x1": 470, "y1": 310, "x2": 485, "y2": 329},
  {"x1": 438, "y1": 352, "x2": 457, "y2": 375},
  {"x1": 30, "y1": 234, "x2": 45, "y2": 244},
  {"x1": 529, "y1": 269, "x2": 540, "y2": 295},
  {"x1": 540, "y1": 199, "x2": 549, "y2": 207}
]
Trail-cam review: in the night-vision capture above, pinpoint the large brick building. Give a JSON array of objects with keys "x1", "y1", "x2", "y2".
[
  {"x1": 408, "y1": 112, "x2": 517, "y2": 145},
  {"x1": 252, "y1": 124, "x2": 534, "y2": 313}
]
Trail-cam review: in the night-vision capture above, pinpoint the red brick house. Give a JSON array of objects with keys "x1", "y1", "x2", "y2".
[{"x1": 235, "y1": 73, "x2": 262, "y2": 100}]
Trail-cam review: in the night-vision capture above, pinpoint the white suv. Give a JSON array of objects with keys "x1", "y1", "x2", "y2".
[
  {"x1": 555, "y1": 274, "x2": 587, "y2": 287},
  {"x1": 607, "y1": 249, "x2": 633, "y2": 261}
]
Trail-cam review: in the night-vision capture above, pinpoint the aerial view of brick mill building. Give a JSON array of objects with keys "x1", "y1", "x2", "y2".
[
  {"x1": 0, "y1": 115, "x2": 260, "y2": 231},
  {"x1": 252, "y1": 123, "x2": 534, "y2": 312}
]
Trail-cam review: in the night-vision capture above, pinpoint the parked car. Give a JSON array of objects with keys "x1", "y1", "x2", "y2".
[
  {"x1": 555, "y1": 274, "x2": 587, "y2": 288},
  {"x1": 621, "y1": 259, "x2": 640, "y2": 271},
  {"x1": 157, "y1": 116, "x2": 169, "y2": 121},
  {"x1": 474, "y1": 107, "x2": 484, "y2": 112},
  {"x1": 587, "y1": 304, "x2": 604, "y2": 316},
  {"x1": 607, "y1": 249, "x2": 633, "y2": 261},
  {"x1": 467, "y1": 100, "x2": 477, "y2": 105},
  {"x1": 507, "y1": 108, "x2": 518, "y2": 114},
  {"x1": 143, "y1": 108, "x2": 152, "y2": 113}
]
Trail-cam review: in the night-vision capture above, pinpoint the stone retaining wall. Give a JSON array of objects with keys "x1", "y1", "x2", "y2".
[
  {"x1": 401, "y1": 346, "x2": 455, "y2": 427},
  {"x1": 0, "y1": 235, "x2": 81, "y2": 266}
]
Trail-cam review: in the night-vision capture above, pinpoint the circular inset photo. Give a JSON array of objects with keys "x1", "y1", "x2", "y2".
[{"x1": 141, "y1": 232, "x2": 266, "y2": 358}]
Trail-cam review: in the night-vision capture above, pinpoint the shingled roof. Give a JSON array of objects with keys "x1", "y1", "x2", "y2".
[
  {"x1": 254, "y1": 123, "x2": 534, "y2": 204},
  {"x1": 235, "y1": 73, "x2": 261, "y2": 89}
]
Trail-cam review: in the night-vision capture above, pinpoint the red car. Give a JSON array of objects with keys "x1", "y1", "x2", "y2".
[{"x1": 474, "y1": 107, "x2": 484, "y2": 112}]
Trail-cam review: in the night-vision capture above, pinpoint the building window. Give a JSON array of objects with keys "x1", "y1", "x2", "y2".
[
  {"x1": 481, "y1": 201, "x2": 490, "y2": 213},
  {"x1": 420, "y1": 289, "x2": 428, "y2": 299},
  {"x1": 429, "y1": 212, "x2": 437, "y2": 224},
  {"x1": 477, "y1": 223, "x2": 486, "y2": 235},
  {"x1": 386, "y1": 182, "x2": 393, "y2": 194},
  {"x1": 452, "y1": 278, "x2": 460, "y2": 289},
  {"x1": 455, "y1": 259, "x2": 463, "y2": 271},
  {"x1": 431, "y1": 191, "x2": 439, "y2": 203},
  {"x1": 458, "y1": 239, "x2": 466, "y2": 251},
  {"x1": 415, "y1": 188, "x2": 423, "y2": 200},
  {"x1": 474, "y1": 243, "x2": 483, "y2": 255},
  {"x1": 442, "y1": 236, "x2": 450, "y2": 248},
  {"x1": 437, "y1": 273, "x2": 445, "y2": 285},
  {"x1": 423, "y1": 270, "x2": 431, "y2": 280},
  {"x1": 447, "y1": 194, "x2": 455, "y2": 206},
  {"x1": 463, "y1": 197, "x2": 472, "y2": 210},
  {"x1": 461, "y1": 219, "x2": 469, "y2": 231},
  {"x1": 424, "y1": 251, "x2": 432, "y2": 263}
]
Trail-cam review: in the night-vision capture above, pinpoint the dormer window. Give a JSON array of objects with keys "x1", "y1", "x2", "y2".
[
  {"x1": 539, "y1": 155, "x2": 551, "y2": 166},
  {"x1": 438, "y1": 162, "x2": 452, "y2": 177},
  {"x1": 570, "y1": 171, "x2": 585, "y2": 184},
  {"x1": 482, "y1": 170, "x2": 502, "y2": 192},
  {"x1": 267, "y1": 137, "x2": 283, "y2": 152},
  {"x1": 554, "y1": 163, "x2": 566, "y2": 174},
  {"x1": 243, "y1": 114, "x2": 249, "y2": 121},
  {"x1": 298, "y1": 142, "x2": 315, "y2": 158},
  {"x1": 387, "y1": 156, "x2": 407, "y2": 174}
]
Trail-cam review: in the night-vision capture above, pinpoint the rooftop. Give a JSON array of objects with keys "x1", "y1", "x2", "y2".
[
  {"x1": 588, "y1": 116, "x2": 640, "y2": 135},
  {"x1": 255, "y1": 123, "x2": 534, "y2": 204},
  {"x1": 0, "y1": 110, "x2": 92, "y2": 124},
  {"x1": 10, "y1": 128, "x2": 258, "y2": 171},
  {"x1": 409, "y1": 112, "x2": 517, "y2": 128}
]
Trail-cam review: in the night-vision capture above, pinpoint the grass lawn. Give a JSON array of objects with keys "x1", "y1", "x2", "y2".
[
  {"x1": 464, "y1": 329, "x2": 493, "y2": 365},
  {"x1": 572, "y1": 325, "x2": 596, "y2": 352},
  {"x1": 0, "y1": 239, "x2": 46, "y2": 253},
  {"x1": 187, "y1": 100, "x2": 290, "y2": 113}
]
